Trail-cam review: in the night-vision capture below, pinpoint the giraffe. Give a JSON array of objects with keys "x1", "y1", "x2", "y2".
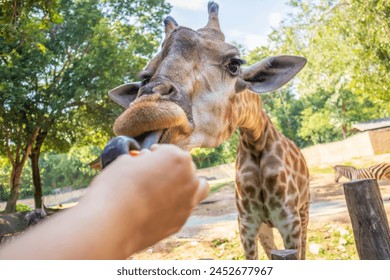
[{"x1": 108, "y1": 2, "x2": 310, "y2": 259}]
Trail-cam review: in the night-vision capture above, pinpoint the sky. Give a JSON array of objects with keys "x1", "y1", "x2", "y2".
[{"x1": 165, "y1": 0, "x2": 295, "y2": 51}]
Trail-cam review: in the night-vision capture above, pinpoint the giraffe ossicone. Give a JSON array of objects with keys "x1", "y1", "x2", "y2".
[{"x1": 110, "y1": 1, "x2": 310, "y2": 260}]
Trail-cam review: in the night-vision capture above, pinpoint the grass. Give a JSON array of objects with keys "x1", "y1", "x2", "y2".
[
  {"x1": 306, "y1": 222, "x2": 358, "y2": 260},
  {"x1": 309, "y1": 166, "x2": 334, "y2": 175}
]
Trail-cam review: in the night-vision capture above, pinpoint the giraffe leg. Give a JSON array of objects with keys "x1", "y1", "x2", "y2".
[
  {"x1": 237, "y1": 211, "x2": 262, "y2": 260},
  {"x1": 236, "y1": 196, "x2": 261, "y2": 260},
  {"x1": 258, "y1": 223, "x2": 277, "y2": 259},
  {"x1": 274, "y1": 210, "x2": 302, "y2": 259},
  {"x1": 299, "y1": 202, "x2": 310, "y2": 260}
]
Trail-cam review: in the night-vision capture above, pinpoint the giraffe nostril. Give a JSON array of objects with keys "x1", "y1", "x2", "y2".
[
  {"x1": 166, "y1": 84, "x2": 177, "y2": 95},
  {"x1": 156, "y1": 82, "x2": 178, "y2": 96},
  {"x1": 138, "y1": 81, "x2": 178, "y2": 97}
]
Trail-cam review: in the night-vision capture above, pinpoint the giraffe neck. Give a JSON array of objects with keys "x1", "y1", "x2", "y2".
[{"x1": 231, "y1": 90, "x2": 271, "y2": 150}]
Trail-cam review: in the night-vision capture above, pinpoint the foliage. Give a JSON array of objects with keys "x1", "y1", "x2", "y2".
[
  {"x1": 261, "y1": 89, "x2": 307, "y2": 147},
  {"x1": 0, "y1": 0, "x2": 62, "y2": 47},
  {"x1": 40, "y1": 146, "x2": 100, "y2": 191},
  {"x1": 0, "y1": 0, "x2": 170, "y2": 210},
  {"x1": 244, "y1": 0, "x2": 389, "y2": 147},
  {"x1": 299, "y1": 107, "x2": 339, "y2": 144},
  {"x1": 15, "y1": 203, "x2": 32, "y2": 212}
]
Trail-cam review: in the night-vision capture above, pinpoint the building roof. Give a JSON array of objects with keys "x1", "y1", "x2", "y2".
[{"x1": 352, "y1": 117, "x2": 390, "y2": 132}]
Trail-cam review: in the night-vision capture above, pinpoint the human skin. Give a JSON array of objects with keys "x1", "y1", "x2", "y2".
[{"x1": 0, "y1": 144, "x2": 209, "y2": 259}]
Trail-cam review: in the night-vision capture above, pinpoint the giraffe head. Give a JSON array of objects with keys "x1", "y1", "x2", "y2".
[{"x1": 110, "y1": 2, "x2": 306, "y2": 150}]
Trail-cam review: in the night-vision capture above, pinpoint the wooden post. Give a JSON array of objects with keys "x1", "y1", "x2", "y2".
[
  {"x1": 271, "y1": 249, "x2": 297, "y2": 260},
  {"x1": 343, "y1": 179, "x2": 390, "y2": 260}
]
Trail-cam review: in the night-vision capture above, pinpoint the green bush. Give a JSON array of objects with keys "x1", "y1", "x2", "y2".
[{"x1": 16, "y1": 203, "x2": 32, "y2": 212}]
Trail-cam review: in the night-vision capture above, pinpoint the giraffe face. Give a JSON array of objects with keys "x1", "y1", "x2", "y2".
[{"x1": 110, "y1": 2, "x2": 306, "y2": 150}]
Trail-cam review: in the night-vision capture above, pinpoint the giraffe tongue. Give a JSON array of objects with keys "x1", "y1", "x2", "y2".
[{"x1": 137, "y1": 130, "x2": 164, "y2": 150}]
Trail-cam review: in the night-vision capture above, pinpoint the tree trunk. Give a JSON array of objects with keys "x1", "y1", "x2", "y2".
[
  {"x1": 5, "y1": 165, "x2": 23, "y2": 213},
  {"x1": 30, "y1": 151, "x2": 42, "y2": 209},
  {"x1": 341, "y1": 123, "x2": 347, "y2": 139},
  {"x1": 4, "y1": 127, "x2": 40, "y2": 213},
  {"x1": 341, "y1": 100, "x2": 347, "y2": 139},
  {"x1": 30, "y1": 130, "x2": 48, "y2": 209}
]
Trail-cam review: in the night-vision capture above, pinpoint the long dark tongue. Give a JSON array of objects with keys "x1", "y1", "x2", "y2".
[{"x1": 138, "y1": 130, "x2": 163, "y2": 149}]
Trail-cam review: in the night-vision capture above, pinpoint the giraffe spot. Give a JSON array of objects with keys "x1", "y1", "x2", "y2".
[
  {"x1": 245, "y1": 240, "x2": 254, "y2": 249},
  {"x1": 285, "y1": 154, "x2": 293, "y2": 167},
  {"x1": 279, "y1": 209, "x2": 288, "y2": 219},
  {"x1": 295, "y1": 160, "x2": 300, "y2": 173},
  {"x1": 251, "y1": 199, "x2": 261, "y2": 210},
  {"x1": 245, "y1": 186, "x2": 256, "y2": 199},
  {"x1": 265, "y1": 173, "x2": 278, "y2": 193},
  {"x1": 280, "y1": 172, "x2": 287, "y2": 183},
  {"x1": 292, "y1": 220, "x2": 300, "y2": 230},
  {"x1": 275, "y1": 144, "x2": 283, "y2": 159},
  {"x1": 240, "y1": 227, "x2": 247, "y2": 236},
  {"x1": 237, "y1": 153, "x2": 247, "y2": 169},
  {"x1": 276, "y1": 184, "x2": 286, "y2": 197},
  {"x1": 294, "y1": 196, "x2": 299, "y2": 205},
  {"x1": 268, "y1": 196, "x2": 282, "y2": 209},
  {"x1": 290, "y1": 145, "x2": 299, "y2": 157},
  {"x1": 245, "y1": 215, "x2": 254, "y2": 223},
  {"x1": 265, "y1": 139, "x2": 274, "y2": 151},
  {"x1": 242, "y1": 199, "x2": 251, "y2": 213},
  {"x1": 299, "y1": 157, "x2": 308, "y2": 175},
  {"x1": 287, "y1": 181, "x2": 297, "y2": 195},
  {"x1": 281, "y1": 140, "x2": 288, "y2": 150},
  {"x1": 246, "y1": 142, "x2": 257, "y2": 153}
]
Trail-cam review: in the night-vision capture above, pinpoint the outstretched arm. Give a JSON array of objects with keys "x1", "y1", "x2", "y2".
[{"x1": 0, "y1": 144, "x2": 209, "y2": 259}]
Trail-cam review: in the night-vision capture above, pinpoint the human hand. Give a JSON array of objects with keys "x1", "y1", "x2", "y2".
[{"x1": 84, "y1": 144, "x2": 209, "y2": 256}]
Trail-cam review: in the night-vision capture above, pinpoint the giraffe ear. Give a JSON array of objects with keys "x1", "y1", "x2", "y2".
[
  {"x1": 242, "y1": 55, "x2": 307, "y2": 93},
  {"x1": 108, "y1": 82, "x2": 141, "y2": 108}
]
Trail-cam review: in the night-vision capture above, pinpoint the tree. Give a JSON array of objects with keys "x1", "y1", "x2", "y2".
[
  {"x1": 261, "y1": 89, "x2": 307, "y2": 147},
  {"x1": 246, "y1": 0, "x2": 389, "y2": 146},
  {"x1": 0, "y1": 0, "x2": 170, "y2": 212}
]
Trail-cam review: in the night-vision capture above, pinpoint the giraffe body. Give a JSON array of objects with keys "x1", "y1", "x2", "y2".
[
  {"x1": 108, "y1": 2, "x2": 310, "y2": 259},
  {"x1": 235, "y1": 106, "x2": 309, "y2": 259}
]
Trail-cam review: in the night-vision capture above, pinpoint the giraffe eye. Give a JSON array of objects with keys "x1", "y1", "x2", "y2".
[
  {"x1": 141, "y1": 77, "x2": 150, "y2": 86},
  {"x1": 226, "y1": 59, "x2": 242, "y2": 76}
]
